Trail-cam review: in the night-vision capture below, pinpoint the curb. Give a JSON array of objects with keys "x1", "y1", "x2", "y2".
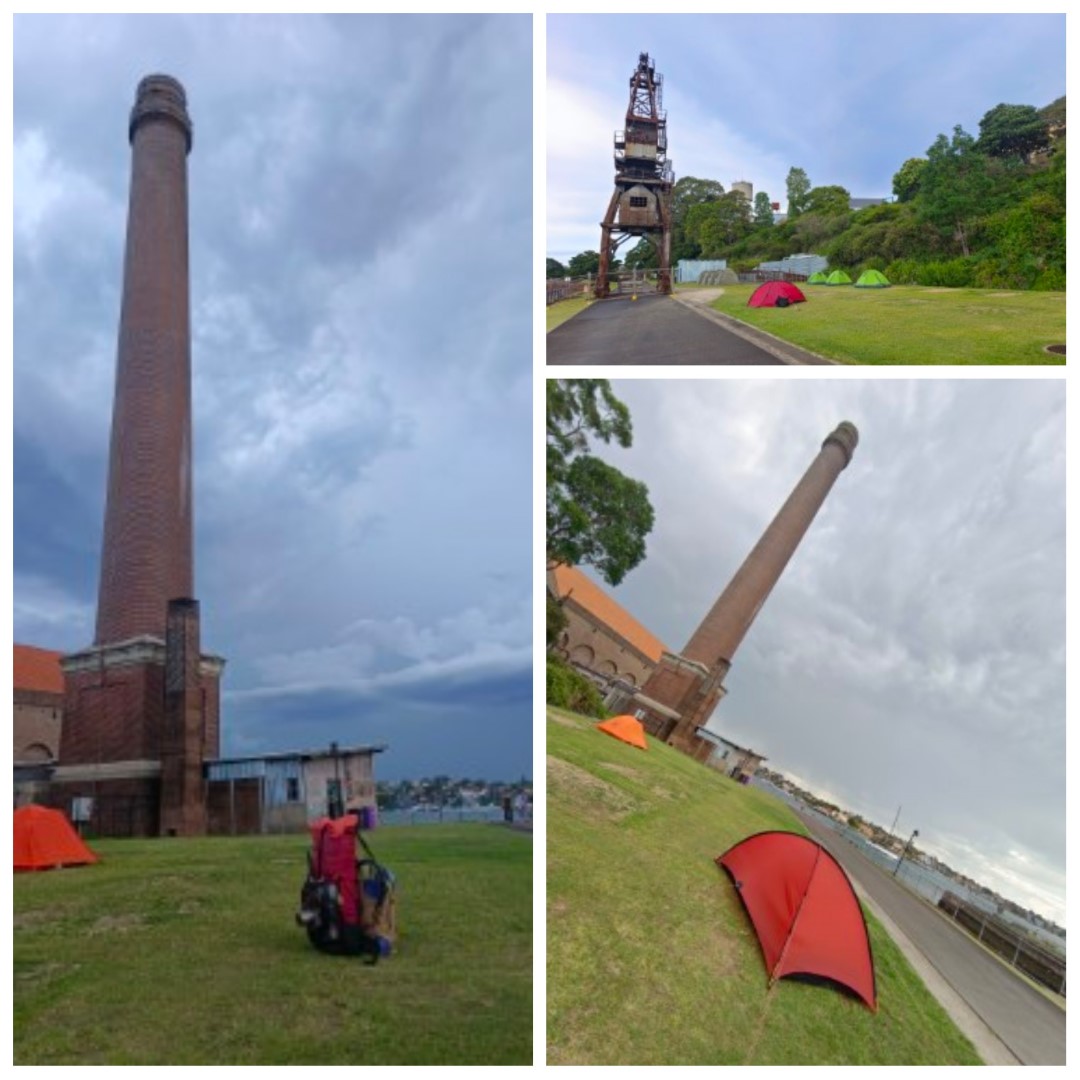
[{"x1": 672, "y1": 294, "x2": 839, "y2": 366}]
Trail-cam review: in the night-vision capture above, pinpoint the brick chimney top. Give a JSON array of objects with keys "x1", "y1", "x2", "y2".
[
  {"x1": 823, "y1": 421, "x2": 859, "y2": 467},
  {"x1": 130, "y1": 74, "x2": 192, "y2": 152}
]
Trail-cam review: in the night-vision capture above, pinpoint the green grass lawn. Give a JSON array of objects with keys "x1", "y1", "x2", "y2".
[
  {"x1": 547, "y1": 296, "x2": 593, "y2": 332},
  {"x1": 710, "y1": 284, "x2": 1065, "y2": 364},
  {"x1": 14, "y1": 824, "x2": 531, "y2": 1065},
  {"x1": 547, "y1": 707, "x2": 982, "y2": 1065}
]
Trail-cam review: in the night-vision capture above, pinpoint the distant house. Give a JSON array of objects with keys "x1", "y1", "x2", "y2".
[
  {"x1": 205, "y1": 743, "x2": 385, "y2": 835},
  {"x1": 693, "y1": 728, "x2": 767, "y2": 780}
]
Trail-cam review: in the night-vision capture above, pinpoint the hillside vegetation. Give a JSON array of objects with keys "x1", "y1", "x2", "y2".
[
  {"x1": 615, "y1": 96, "x2": 1066, "y2": 291},
  {"x1": 547, "y1": 707, "x2": 983, "y2": 1065}
]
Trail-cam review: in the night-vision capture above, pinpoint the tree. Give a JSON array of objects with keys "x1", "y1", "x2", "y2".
[
  {"x1": 670, "y1": 176, "x2": 725, "y2": 262},
  {"x1": 547, "y1": 380, "x2": 654, "y2": 587},
  {"x1": 753, "y1": 191, "x2": 775, "y2": 228},
  {"x1": 546, "y1": 257, "x2": 568, "y2": 279},
  {"x1": 567, "y1": 250, "x2": 601, "y2": 277},
  {"x1": 892, "y1": 157, "x2": 927, "y2": 202},
  {"x1": 623, "y1": 238, "x2": 658, "y2": 270},
  {"x1": 977, "y1": 103, "x2": 1050, "y2": 162},
  {"x1": 919, "y1": 126, "x2": 992, "y2": 257},
  {"x1": 693, "y1": 192, "x2": 753, "y2": 256},
  {"x1": 671, "y1": 175, "x2": 725, "y2": 225},
  {"x1": 804, "y1": 185, "x2": 851, "y2": 217},
  {"x1": 785, "y1": 166, "x2": 811, "y2": 218}
]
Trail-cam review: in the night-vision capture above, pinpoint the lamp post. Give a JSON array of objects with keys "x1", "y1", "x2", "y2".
[{"x1": 893, "y1": 828, "x2": 919, "y2": 877}]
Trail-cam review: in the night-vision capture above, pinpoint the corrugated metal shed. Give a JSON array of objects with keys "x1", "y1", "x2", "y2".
[
  {"x1": 675, "y1": 258, "x2": 728, "y2": 284},
  {"x1": 756, "y1": 254, "x2": 828, "y2": 277}
]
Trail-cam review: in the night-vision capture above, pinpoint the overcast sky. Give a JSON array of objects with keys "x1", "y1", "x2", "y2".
[
  {"x1": 13, "y1": 14, "x2": 533, "y2": 781},
  {"x1": 547, "y1": 13, "x2": 1066, "y2": 263},
  {"x1": 579, "y1": 379, "x2": 1065, "y2": 926}
]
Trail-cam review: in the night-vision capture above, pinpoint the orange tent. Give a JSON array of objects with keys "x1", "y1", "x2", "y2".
[
  {"x1": 13, "y1": 804, "x2": 98, "y2": 871},
  {"x1": 596, "y1": 714, "x2": 648, "y2": 750}
]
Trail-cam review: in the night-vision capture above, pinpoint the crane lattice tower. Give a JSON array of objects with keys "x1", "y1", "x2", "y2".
[{"x1": 595, "y1": 52, "x2": 674, "y2": 298}]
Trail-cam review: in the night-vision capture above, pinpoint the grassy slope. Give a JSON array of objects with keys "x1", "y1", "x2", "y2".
[
  {"x1": 547, "y1": 708, "x2": 982, "y2": 1066},
  {"x1": 14, "y1": 824, "x2": 531, "y2": 1065},
  {"x1": 547, "y1": 296, "x2": 593, "y2": 332},
  {"x1": 711, "y1": 284, "x2": 1065, "y2": 365}
]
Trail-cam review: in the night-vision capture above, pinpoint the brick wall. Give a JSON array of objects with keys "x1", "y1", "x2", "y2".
[
  {"x1": 13, "y1": 691, "x2": 63, "y2": 761},
  {"x1": 555, "y1": 601, "x2": 656, "y2": 688}
]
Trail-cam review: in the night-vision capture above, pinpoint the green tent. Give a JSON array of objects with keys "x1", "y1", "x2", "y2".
[
  {"x1": 807, "y1": 271, "x2": 828, "y2": 284},
  {"x1": 855, "y1": 269, "x2": 890, "y2": 288},
  {"x1": 825, "y1": 270, "x2": 852, "y2": 286}
]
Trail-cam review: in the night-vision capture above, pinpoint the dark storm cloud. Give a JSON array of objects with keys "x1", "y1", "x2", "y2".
[
  {"x1": 592, "y1": 380, "x2": 1064, "y2": 922},
  {"x1": 14, "y1": 14, "x2": 533, "y2": 779}
]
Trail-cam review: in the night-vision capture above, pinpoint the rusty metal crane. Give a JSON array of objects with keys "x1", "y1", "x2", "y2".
[{"x1": 595, "y1": 52, "x2": 674, "y2": 299}]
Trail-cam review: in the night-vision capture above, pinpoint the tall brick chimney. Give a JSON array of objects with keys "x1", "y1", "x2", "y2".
[
  {"x1": 636, "y1": 423, "x2": 858, "y2": 758},
  {"x1": 55, "y1": 77, "x2": 223, "y2": 836},
  {"x1": 96, "y1": 75, "x2": 194, "y2": 645}
]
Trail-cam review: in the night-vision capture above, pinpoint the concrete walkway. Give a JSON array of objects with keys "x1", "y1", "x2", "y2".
[
  {"x1": 796, "y1": 811, "x2": 1065, "y2": 1065},
  {"x1": 546, "y1": 292, "x2": 833, "y2": 366}
]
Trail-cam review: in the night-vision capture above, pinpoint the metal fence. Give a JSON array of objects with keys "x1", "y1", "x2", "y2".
[
  {"x1": 937, "y1": 892, "x2": 1065, "y2": 997},
  {"x1": 377, "y1": 805, "x2": 524, "y2": 827},
  {"x1": 547, "y1": 278, "x2": 591, "y2": 305}
]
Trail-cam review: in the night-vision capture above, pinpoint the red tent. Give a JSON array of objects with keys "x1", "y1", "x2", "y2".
[
  {"x1": 595, "y1": 714, "x2": 648, "y2": 750},
  {"x1": 747, "y1": 281, "x2": 806, "y2": 308},
  {"x1": 13, "y1": 804, "x2": 98, "y2": 871},
  {"x1": 716, "y1": 831, "x2": 876, "y2": 1010}
]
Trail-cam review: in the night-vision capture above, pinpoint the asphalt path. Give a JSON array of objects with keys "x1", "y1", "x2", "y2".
[
  {"x1": 547, "y1": 294, "x2": 788, "y2": 365},
  {"x1": 796, "y1": 811, "x2": 1065, "y2": 1065}
]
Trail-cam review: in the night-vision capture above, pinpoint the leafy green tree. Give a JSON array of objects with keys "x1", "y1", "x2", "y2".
[
  {"x1": 567, "y1": 250, "x2": 601, "y2": 277},
  {"x1": 753, "y1": 191, "x2": 775, "y2": 227},
  {"x1": 785, "y1": 166, "x2": 811, "y2": 218},
  {"x1": 671, "y1": 176, "x2": 725, "y2": 224},
  {"x1": 684, "y1": 192, "x2": 752, "y2": 256},
  {"x1": 919, "y1": 126, "x2": 992, "y2": 257},
  {"x1": 547, "y1": 595, "x2": 569, "y2": 648},
  {"x1": 804, "y1": 184, "x2": 852, "y2": 217},
  {"x1": 546, "y1": 257, "x2": 568, "y2": 279},
  {"x1": 670, "y1": 176, "x2": 726, "y2": 262},
  {"x1": 892, "y1": 157, "x2": 927, "y2": 202},
  {"x1": 623, "y1": 238, "x2": 658, "y2": 270},
  {"x1": 547, "y1": 380, "x2": 654, "y2": 587},
  {"x1": 977, "y1": 103, "x2": 1050, "y2": 162}
]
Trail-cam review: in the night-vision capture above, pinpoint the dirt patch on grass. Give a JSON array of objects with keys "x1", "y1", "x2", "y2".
[
  {"x1": 548, "y1": 711, "x2": 589, "y2": 729},
  {"x1": 15, "y1": 961, "x2": 81, "y2": 988},
  {"x1": 597, "y1": 761, "x2": 642, "y2": 781},
  {"x1": 89, "y1": 913, "x2": 146, "y2": 935},
  {"x1": 14, "y1": 910, "x2": 62, "y2": 931},
  {"x1": 548, "y1": 756, "x2": 638, "y2": 821}
]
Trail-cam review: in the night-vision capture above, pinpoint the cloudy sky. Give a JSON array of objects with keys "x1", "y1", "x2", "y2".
[
  {"x1": 577, "y1": 379, "x2": 1065, "y2": 925},
  {"x1": 547, "y1": 13, "x2": 1066, "y2": 263},
  {"x1": 13, "y1": 14, "x2": 533, "y2": 781}
]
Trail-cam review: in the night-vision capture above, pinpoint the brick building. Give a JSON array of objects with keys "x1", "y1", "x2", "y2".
[
  {"x1": 13, "y1": 645, "x2": 65, "y2": 763},
  {"x1": 548, "y1": 564, "x2": 668, "y2": 690}
]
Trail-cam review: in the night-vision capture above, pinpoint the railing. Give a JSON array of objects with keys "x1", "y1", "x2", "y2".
[
  {"x1": 938, "y1": 892, "x2": 1065, "y2": 996},
  {"x1": 547, "y1": 278, "x2": 593, "y2": 305}
]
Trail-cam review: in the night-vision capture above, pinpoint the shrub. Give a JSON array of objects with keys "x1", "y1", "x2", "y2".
[
  {"x1": 1032, "y1": 266, "x2": 1066, "y2": 291},
  {"x1": 885, "y1": 258, "x2": 921, "y2": 284},
  {"x1": 916, "y1": 258, "x2": 975, "y2": 288},
  {"x1": 547, "y1": 657, "x2": 609, "y2": 718}
]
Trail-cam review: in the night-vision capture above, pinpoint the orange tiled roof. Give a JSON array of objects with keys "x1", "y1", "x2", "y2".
[
  {"x1": 13, "y1": 645, "x2": 65, "y2": 695},
  {"x1": 550, "y1": 565, "x2": 669, "y2": 663}
]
